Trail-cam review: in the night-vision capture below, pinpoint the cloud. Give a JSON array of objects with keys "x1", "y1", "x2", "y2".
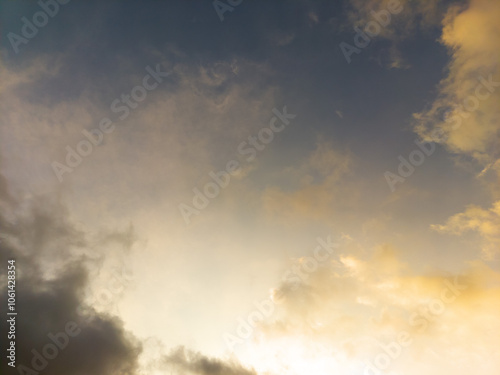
[
  {"x1": 0, "y1": 167, "x2": 143, "y2": 375},
  {"x1": 343, "y1": 0, "x2": 454, "y2": 69},
  {"x1": 372, "y1": 43, "x2": 412, "y2": 69},
  {"x1": 267, "y1": 31, "x2": 296, "y2": 47},
  {"x1": 308, "y1": 11, "x2": 319, "y2": 25},
  {"x1": 413, "y1": 0, "x2": 500, "y2": 168},
  {"x1": 261, "y1": 140, "x2": 354, "y2": 222},
  {"x1": 431, "y1": 200, "x2": 500, "y2": 261},
  {"x1": 242, "y1": 238, "x2": 500, "y2": 375},
  {"x1": 0, "y1": 52, "x2": 279, "y2": 203},
  {"x1": 0, "y1": 167, "x2": 268, "y2": 375},
  {"x1": 345, "y1": 0, "x2": 447, "y2": 39},
  {"x1": 163, "y1": 347, "x2": 257, "y2": 375}
]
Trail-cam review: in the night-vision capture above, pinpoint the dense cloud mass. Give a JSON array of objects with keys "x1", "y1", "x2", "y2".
[
  {"x1": 246, "y1": 242, "x2": 500, "y2": 375},
  {"x1": 413, "y1": 0, "x2": 500, "y2": 163},
  {"x1": 0, "y1": 168, "x2": 257, "y2": 375},
  {"x1": 0, "y1": 169, "x2": 142, "y2": 375},
  {"x1": 163, "y1": 347, "x2": 257, "y2": 375}
]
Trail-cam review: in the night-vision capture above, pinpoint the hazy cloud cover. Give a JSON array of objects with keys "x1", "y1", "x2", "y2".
[{"x1": 1, "y1": 0, "x2": 499, "y2": 374}]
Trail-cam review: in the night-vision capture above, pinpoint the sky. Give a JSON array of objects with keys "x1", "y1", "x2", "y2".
[{"x1": 0, "y1": 0, "x2": 499, "y2": 375}]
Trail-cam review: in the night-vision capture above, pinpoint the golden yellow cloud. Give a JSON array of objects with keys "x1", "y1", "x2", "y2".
[
  {"x1": 413, "y1": 0, "x2": 500, "y2": 166},
  {"x1": 243, "y1": 239, "x2": 500, "y2": 375},
  {"x1": 432, "y1": 200, "x2": 500, "y2": 261}
]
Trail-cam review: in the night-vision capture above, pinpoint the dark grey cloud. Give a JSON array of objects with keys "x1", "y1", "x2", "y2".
[
  {"x1": 0, "y1": 169, "x2": 141, "y2": 375},
  {"x1": 163, "y1": 346, "x2": 257, "y2": 375},
  {"x1": 0, "y1": 168, "x2": 263, "y2": 375}
]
